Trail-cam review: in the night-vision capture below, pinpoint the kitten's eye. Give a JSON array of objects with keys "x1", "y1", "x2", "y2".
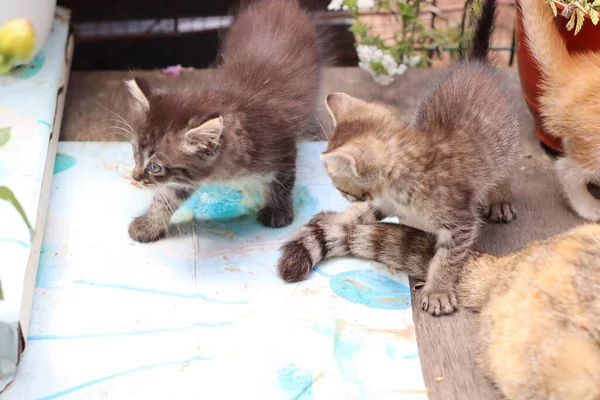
[{"x1": 148, "y1": 162, "x2": 163, "y2": 175}]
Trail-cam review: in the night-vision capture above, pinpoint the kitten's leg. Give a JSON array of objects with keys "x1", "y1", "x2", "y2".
[
  {"x1": 555, "y1": 157, "x2": 600, "y2": 222},
  {"x1": 484, "y1": 180, "x2": 517, "y2": 223},
  {"x1": 421, "y1": 220, "x2": 479, "y2": 316},
  {"x1": 258, "y1": 168, "x2": 296, "y2": 228},
  {"x1": 129, "y1": 187, "x2": 195, "y2": 242}
]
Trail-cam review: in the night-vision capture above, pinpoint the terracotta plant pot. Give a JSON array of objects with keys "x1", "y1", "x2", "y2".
[{"x1": 515, "y1": 0, "x2": 600, "y2": 153}]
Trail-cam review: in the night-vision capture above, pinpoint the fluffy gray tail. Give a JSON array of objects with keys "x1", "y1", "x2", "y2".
[
  {"x1": 459, "y1": 0, "x2": 497, "y2": 62},
  {"x1": 277, "y1": 212, "x2": 435, "y2": 282}
]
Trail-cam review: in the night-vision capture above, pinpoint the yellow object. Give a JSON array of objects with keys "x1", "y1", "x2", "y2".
[{"x1": 0, "y1": 18, "x2": 36, "y2": 74}]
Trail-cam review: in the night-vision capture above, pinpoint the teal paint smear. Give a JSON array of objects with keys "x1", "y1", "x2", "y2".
[
  {"x1": 312, "y1": 267, "x2": 331, "y2": 278},
  {"x1": 332, "y1": 320, "x2": 365, "y2": 398},
  {"x1": 402, "y1": 353, "x2": 419, "y2": 359},
  {"x1": 385, "y1": 343, "x2": 396, "y2": 359},
  {"x1": 27, "y1": 321, "x2": 234, "y2": 341},
  {"x1": 15, "y1": 51, "x2": 45, "y2": 79},
  {"x1": 0, "y1": 238, "x2": 31, "y2": 249},
  {"x1": 329, "y1": 270, "x2": 411, "y2": 310},
  {"x1": 182, "y1": 184, "x2": 317, "y2": 237},
  {"x1": 73, "y1": 279, "x2": 248, "y2": 305},
  {"x1": 277, "y1": 363, "x2": 314, "y2": 399},
  {"x1": 37, "y1": 356, "x2": 211, "y2": 400},
  {"x1": 37, "y1": 120, "x2": 52, "y2": 129},
  {"x1": 53, "y1": 153, "x2": 76, "y2": 174}
]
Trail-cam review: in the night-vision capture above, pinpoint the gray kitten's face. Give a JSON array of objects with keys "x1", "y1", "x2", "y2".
[{"x1": 126, "y1": 78, "x2": 224, "y2": 188}]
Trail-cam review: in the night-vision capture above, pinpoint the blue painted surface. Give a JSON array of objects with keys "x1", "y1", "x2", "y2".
[
  {"x1": 183, "y1": 184, "x2": 255, "y2": 221},
  {"x1": 329, "y1": 270, "x2": 411, "y2": 310},
  {"x1": 183, "y1": 184, "x2": 318, "y2": 237},
  {"x1": 72, "y1": 280, "x2": 249, "y2": 305},
  {"x1": 37, "y1": 356, "x2": 211, "y2": 400},
  {"x1": 0, "y1": 238, "x2": 31, "y2": 249},
  {"x1": 277, "y1": 363, "x2": 314, "y2": 399},
  {"x1": 53, "y1": 153, "x2": 76, "y2": 174},
  {"x1": 27, "y1": 321, "x2": 234, "y2": 341},
  {"x1": 16, "y1": 51, "x2": 46, "y2": 80}
]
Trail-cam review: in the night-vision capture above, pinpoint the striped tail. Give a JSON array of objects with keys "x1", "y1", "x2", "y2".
[{"x1": 277, "y1": 211, "x2": 436, "y2": 282}]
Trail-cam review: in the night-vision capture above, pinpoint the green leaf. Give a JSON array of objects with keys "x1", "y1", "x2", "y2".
[
  {"x1": 593, "y1": 0, "x2": 600, "y2": 7},
  {"x1": 0, "y1": 280, "x2": 3, "y2": 300},
  {"x1": 566, "y1": 12, "x2": 576, "y2": 31},
  {"x1": 575, "y1": 9, "x2": 585, "y2": 35},
  {"x1": 548, "y1": 1, "x2": 558, "y2": 17},
  {"x1": 0, "y1": 126, "x2": 11, "y2": 148},
  {"x1": 0, "y1": 186, "x2": 34, "y2": 240},
  {"x1": 591, "y1": 9, "x2": 599, "y2": 25}
]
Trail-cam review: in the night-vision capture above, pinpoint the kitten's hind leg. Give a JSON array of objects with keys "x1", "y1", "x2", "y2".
[
  {"x1": 258, "y1": 168, "x2": 296, "y2": 228},
  {"x1": 484, "y1": 180, "x2": 517, "y2": 223}
]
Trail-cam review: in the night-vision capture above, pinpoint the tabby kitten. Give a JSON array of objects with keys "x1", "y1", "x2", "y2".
[
  {"x1": 521, "y1": 0, "x2": 600, "y2": 222},
  {"x1": 318, "y1": 0, "x2": 519, "y2": 315},
  {"x1": 125, "y1": 0, "x2": 325, "y2": 242},
  {"x1": 278, "y1": 212, "x2": 600, "y2": 400}
]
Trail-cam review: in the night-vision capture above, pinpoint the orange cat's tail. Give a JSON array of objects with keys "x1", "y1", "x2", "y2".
[{"x1": 520, "y1": 0, "x2": 571, "y2": 80}]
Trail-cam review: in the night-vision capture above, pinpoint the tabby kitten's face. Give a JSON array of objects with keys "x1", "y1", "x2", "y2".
[
  {"x1": 320, "y1": 93, "x2": 395, "y2": 203},
  {"x1": 126, "y1": 77, "x2": 224, "y2": 188}
]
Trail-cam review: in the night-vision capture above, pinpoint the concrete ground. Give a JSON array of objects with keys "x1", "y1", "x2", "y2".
[{"x1": 60, "y1": 67, "x2": 591, "y2": 399}]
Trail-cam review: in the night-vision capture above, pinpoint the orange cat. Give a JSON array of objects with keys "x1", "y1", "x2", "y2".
[
  {"x1": 278, "y1": 211, "x2": 600, "y2": 400},
  {"x1": 521, "y1": 0, "x2": 600, "y2": 221}
]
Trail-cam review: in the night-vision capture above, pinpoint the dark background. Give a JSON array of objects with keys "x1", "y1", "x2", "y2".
[{"x1": 57, "y1": 0, "x2": 358, "y2": 70}]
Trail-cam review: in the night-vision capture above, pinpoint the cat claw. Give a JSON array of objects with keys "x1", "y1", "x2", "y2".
[
  {"x1": 485, "y1": 202, "x2": 517, "y2": 223},
  {"x1": 421, "y1": 288, "x2": 457, "y2": 316}
]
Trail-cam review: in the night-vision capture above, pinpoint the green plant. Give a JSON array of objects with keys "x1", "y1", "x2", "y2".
[
  {"x1": 547, "y1": 0, "x2": 600, "y2": 35},
  {"x1": 328, "y1": 0, "x2": 467, "y2": 85},
  {"x1": 0, "y1": 126, "x2": 34, "y2": 300}
]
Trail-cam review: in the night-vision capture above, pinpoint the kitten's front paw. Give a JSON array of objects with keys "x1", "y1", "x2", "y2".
[
  {"x1": 258, "y1": 206, "x2": 294, "y2": 228},
  {"x1": 485, "y1": 202, "x2": 517, "y2": 223},
  {"x1": 420, "y1": 287, "x2": 457, "y2": 316},
  {"x1": 128, "y1": 215, "x2": 166, "y2": 243}
]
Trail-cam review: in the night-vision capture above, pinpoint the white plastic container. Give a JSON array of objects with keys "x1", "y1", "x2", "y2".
[{"x1": 0, "y1": 0, "x2": 57, "y2": 65}]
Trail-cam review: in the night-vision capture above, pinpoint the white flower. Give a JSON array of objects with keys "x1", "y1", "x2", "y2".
[
  {"x1": 356, "y1": 44, "x2": 411, "y2": 85},
  {"x1": 394, "y1": 63, "x2": 408, "y2": 75},
  {"x1": 327, "y1": 0, "x2": 344, "y2": 10},
  {"x1": 402, "y1": 54, "x2": 421, "y2": 67},
  {"x1": 357, "y1": 0, "x2": 375, "y2": 9}
]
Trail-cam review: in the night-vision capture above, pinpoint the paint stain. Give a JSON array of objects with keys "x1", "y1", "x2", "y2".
[
  {"x1": 0, "y1": 238, "x2": 31, "y2": 249},
  {"x1": 329, "y1": 270, "x2": 411, "y2": 310},
  {"x1": 53, "y1": 153, "x2": 76, "y2": 174},
  {"x1": 14, "y1": 51, "x2": 46, "y2": 79},
  {"x1": 277, "y1": 363, "x2": 314, "y2": 399},
  {"x1": 178, "y1": 184, "x2": 317, "y2": 237}
]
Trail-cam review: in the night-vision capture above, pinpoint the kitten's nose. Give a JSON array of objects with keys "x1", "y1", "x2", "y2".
[{"x1": 132, "y1": 167, "x2": 143, "y2": 182}]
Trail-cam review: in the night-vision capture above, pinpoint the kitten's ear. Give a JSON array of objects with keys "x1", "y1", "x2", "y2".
[
  {"x1": 325, "y1": 92, "x2": 363, "y2": 128},
  {"x1": 125, "y1": 77, "x2": 152, "y2": 112},
  {"x1": 183, "y1": 116, "x2": 224, "y2": 153},
  {"x1": 320, "y1": 145, "x2": 362, "y2": 178}
]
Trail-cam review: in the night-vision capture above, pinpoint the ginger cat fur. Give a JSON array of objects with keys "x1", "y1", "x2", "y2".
[
  {"x1": 278, "y1": 208, "x2": 600, "y2": 400},
  {"x1": 521, "y1": 0, "x2": 600, "y2": 221}
]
